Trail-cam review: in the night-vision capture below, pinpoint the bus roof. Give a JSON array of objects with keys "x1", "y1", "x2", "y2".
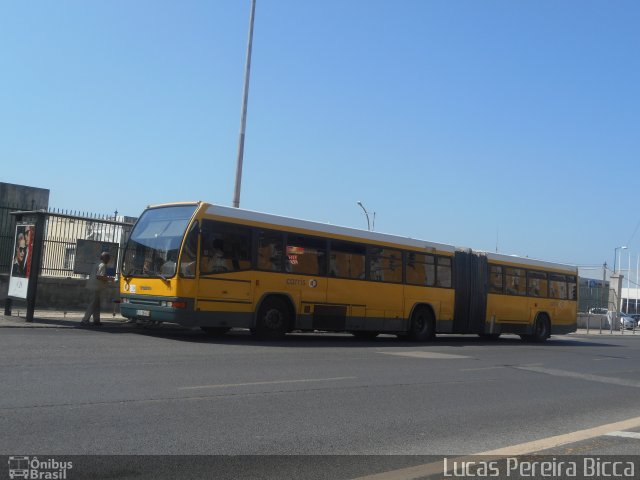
[
  {"x1": 203, "y1": 203, "x2": 456, "y2": 254},
  {"x1": 153, "y1": 202, "x2": 576, "y2": 274}
]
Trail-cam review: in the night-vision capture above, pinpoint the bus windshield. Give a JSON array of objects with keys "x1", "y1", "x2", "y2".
[{"x1": 122, "y1": 205, "x2": 197, "y2": 279}]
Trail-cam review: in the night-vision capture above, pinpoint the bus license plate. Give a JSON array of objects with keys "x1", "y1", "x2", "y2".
[{"x1": 136, "y1": 309, "x2": 150, "y2": 317}]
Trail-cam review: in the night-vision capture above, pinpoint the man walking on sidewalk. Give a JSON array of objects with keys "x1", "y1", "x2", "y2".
[{"x1": 81, "y1": 252, "x2": 113, "y2": 326}]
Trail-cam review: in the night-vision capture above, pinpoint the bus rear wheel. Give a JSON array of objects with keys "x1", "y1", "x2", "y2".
[
  {"x1": 254, "y1": 297, "x2": 290, "y2": 340},
  {"x1": 408, "y1": 306, "x2": 435, "y2": 342},
  {"x1": 521, "y1": 315, "x2": 550, "y2": 342}
]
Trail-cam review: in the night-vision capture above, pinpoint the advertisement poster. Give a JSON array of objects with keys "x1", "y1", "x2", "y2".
[
  {"x1": 73, "y1": 240, "x2": 119, "y2": 276},
  {"x1": 8, "y1": 224, "x2": 35, "y2": 299}
]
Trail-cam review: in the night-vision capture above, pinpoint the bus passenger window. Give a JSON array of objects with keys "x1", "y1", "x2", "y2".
[
  {"x1": 505, "y1": 268, "x2": 527, "y2": 295},
  {"x1": 405, "y1": 253, "x2": 435, "y2": 287},
  {"x1": 200, "y1": 221, "x2": 251, "y2": 274},
  {"x1": 367, "y1": 247, "x2": 402, "y2": 283},
  {"x1": 567, "y1": 276, "x2": 577, "y2": 300},
  {"x1": 488, "y1": 265, "x2": 503, "y2": 293},
  {"x1": 436, "y1": 257, "x2": 452, "y2": 288},
  {"x1": 527, "y1": 271, "x2": 548, "y2": 298},
  {"x1": 285, "y1": 235, "x2": 326, "y2": 276},
  {"x1": 549, "y1": 274, "x2": 567, "y2": 299},
  {"x1": 329, "y1": 241, "x2": 365, "y2": 279},
  {"x1": 258, "y1": 231, "x2": 283, "y2": 272}
]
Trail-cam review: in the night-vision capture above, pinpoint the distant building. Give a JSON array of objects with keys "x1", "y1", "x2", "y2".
[{"x1": 621, "y1": 288, "x2": 640, "y2": 314}]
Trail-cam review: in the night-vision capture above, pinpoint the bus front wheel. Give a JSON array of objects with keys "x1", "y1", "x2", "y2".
[
  {"x1": 408, "y1": 306, "x2": 435, "y2": 342},
  {"x1": 254, "y1": 297, "x2": 290, "y2": 340}
]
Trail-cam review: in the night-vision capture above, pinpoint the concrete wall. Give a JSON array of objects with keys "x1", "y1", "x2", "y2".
[
  {"x1": 0, "y1": 182, "x2": 50, "y2": 210},
  {"x1": 1, "y1": 274, "x2": 120, "y2": 313},
  {"x1": 577, "y1": 313, "x2": 611, "y2": 329}
]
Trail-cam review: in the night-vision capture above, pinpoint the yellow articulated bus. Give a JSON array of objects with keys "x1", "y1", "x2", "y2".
[{"x1": 119, "y1": 201, "x2": 577, "y2": 341}]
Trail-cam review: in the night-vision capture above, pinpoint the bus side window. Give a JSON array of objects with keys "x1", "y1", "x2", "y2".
[
  {"x1": 567, "y1": 276, "x2": 577, "y2": 300},
  {"x1": 200, "y1": 233, "x2": 225, "y2": 273},
  {"x1": 368, "y1": 247, "x2": 402, "y2": 283},
  {"x1": 200, "y1": 221, "x2": 252, "y2": 274},
  {"x1": 285, "y1": 235, "x2": 326, "y2": 276},
  {"x1": 436, "y1": 257, "x2": 452, "y2": 288},
  {"x1": 330, "y1": 241, "x2": 365, "y2": 279},
  {"x1": 258, "y1": 230, "x2": 283, "y2": 272},
  {"x1": 488, "y1": 265, "x2": 503, "y2": 293}
]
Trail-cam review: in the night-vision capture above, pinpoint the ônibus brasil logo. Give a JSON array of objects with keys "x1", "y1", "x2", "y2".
[{"x1": 8, "y1": 456, "x2": 73, "y2": 479}]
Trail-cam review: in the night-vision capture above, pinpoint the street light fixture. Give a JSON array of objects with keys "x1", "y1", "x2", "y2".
[
  {"x1": 613, "y1": 246, "x2": 627, "y2": 273},
  {"x1": 357, "y1": 201, "x2": 375, "y2": 231}
]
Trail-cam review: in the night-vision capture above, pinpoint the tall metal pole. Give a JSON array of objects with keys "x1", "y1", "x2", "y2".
[
  {"x1": 626, "y1": 251, "x2": 631, "y2": 313},
  {"x1": 233, "y1": 0, "x2": 256, "y2": 208},
  {"x1": 614, "y1": 246, "x2": 627, "y2": 273},
  {"x1": 634, "y1": 255, "x2": 640, "y2": 313}
]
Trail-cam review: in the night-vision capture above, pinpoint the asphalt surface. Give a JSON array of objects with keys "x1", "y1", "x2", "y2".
[{"x1": 1, "y1": 314, "x2": 639, "y2": 478}]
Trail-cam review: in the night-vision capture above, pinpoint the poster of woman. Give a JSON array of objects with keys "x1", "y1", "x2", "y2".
[{"x1": 8, "y1": 224, "x2": 36, "y2": 299}]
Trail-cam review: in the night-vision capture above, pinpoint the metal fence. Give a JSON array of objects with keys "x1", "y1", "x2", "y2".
[
  {"x1": 41, "y1": 209, "x2": 136, "y2": 278},
  {"x1": 578, "y1": 285, "x2": 609, "y2": 313},
  {"x1": 2, "y1": 206, "x2": 136, "y2": 278}
]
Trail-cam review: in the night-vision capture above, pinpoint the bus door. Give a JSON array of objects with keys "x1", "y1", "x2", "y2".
[
  {"x1": 195, "y1": 221, "x2": 253, "y2": 319},
  {"x1": 283, "y1": 234, "x2": 328, "y2": 330},
  {"x1": 453, "y1": 250, "x2": 488, "y2": 334}
]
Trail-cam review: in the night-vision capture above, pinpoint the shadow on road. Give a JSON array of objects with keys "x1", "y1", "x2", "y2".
[{"x1": 62, "y1": 321, "x2": 619, "y2": 349}]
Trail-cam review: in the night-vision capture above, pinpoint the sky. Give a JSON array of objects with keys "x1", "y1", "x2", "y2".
[{"x1": 1, "y1": 0, "x2": 639, "y2": 278}]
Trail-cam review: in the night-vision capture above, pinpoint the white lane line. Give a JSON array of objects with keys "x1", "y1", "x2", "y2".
[
  {"x1": 460, "y1": 366, "x2": 505, "y2": 372},
  {"x1": 514, "y1": 365, "x2": 640, "y2": 388},
  {"x1": 606, "y1": 430, "x2": 640, "y2": 439},
  {"x1": 380, "y1": 351, "x2": 470, "y2": 359},
  {"x1": 179, "y1": 376, "x2": 356, "y2": 390},
  {"x1": 352, "y1": 415, "x2": 640, "y2": 480}
]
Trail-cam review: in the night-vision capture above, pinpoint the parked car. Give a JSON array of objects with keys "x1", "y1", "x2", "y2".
[
  {"x1": 588, "y1": 307, "x2": 608, "y2": 315},
  {"x1": 630, "y1": 313, "x2": 640, "y2": 326},
  {"x1": 619, "y1": 313, "x2": 637, "y2": 330}
]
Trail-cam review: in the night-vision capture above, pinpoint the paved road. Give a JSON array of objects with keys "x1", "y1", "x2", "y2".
[{"x1": 1, "y1": 323, "x2": 639, "y2": 478}]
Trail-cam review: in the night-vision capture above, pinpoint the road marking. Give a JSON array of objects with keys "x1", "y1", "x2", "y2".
[
  {"x1": 179, "y1": 376, "x2": 356, "y2": 390},
  {"x1": 606, "y1": 430, "x2": 640, "y2": 439},
  {"x1": 460, "y1": 366, "x2": 505, "y2": 372},
  {"x1": 380, "y1": 351, "x2": 470, "y2": 359},
  {"x1": 514, "y1": 365, "x2": 640, "y2": 388},
  {"x1": 352, "y1": 415, "x2": 640, "y2": 480}
]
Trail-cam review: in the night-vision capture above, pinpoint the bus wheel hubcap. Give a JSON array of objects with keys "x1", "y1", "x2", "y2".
[{"x1": 265, "y1": 309, "x2": 283, "y2": 329}]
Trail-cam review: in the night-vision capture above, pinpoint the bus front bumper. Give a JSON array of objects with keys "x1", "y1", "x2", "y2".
[{"x1": 120, "y1": 295, "x2": 196, "y2": 326}]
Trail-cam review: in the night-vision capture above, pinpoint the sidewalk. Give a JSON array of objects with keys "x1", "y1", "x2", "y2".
[
  {"x1": 575, "y1": 327, "x2": 640, "y2": 336},
  {"x1": 0, "y1": 309, "x2": 133, "y2": 329}
]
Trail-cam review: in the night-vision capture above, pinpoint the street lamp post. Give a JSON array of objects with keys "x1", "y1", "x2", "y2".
[
  {"x1": 613, "y1": 246, "x2": 627, "y2": 273},
  {"x1": 357, "y1": 201, "x2": 375, "y2": 231},
  {"x1": 232, "y1": 0, "x2": 257, "y2": 209}
]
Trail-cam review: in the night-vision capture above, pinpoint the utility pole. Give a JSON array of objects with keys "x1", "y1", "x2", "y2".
[
  {"x1": 233, "y1": 0, "x2": 256, "y2": 208},
  {"x1": 602, "y1": 262, "x2": 608, "y2": 309}
]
